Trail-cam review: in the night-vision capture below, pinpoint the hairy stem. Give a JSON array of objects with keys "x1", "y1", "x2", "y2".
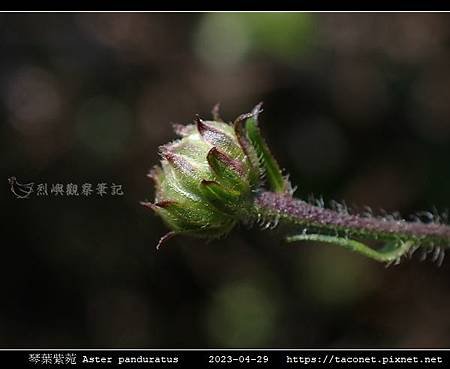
[{"x1": 253, "y1": 192, "x2": 450, "y2": 261}]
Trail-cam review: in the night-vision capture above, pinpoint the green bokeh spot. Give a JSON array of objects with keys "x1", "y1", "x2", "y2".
[
  {"x1": 206, "y1": 280, "x2": 278, "y2": 347},
  {"x1": 76, "y1": 96, "x2": 132, "y2": 162}
]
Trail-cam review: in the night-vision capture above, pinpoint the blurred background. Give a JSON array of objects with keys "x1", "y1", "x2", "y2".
[{"x1": 1, "y1": 13, "x2": 450, "y2": 348}]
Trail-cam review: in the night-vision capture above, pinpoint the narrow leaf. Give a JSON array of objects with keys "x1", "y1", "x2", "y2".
[
  {"x1": 286, "y1": 234, "x2": 414, "y2": 263},
  {"x1": 245, "y1": 106, "x2": 287, "y2": 193}
]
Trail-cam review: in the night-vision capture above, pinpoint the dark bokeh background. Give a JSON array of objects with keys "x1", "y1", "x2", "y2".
[{"x1": 1, "y1": 13, "x2": 450, "y2": 348}]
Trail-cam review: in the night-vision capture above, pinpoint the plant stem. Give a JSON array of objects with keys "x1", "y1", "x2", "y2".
[{"x1": 253, "y1": 191, "x2": 450, "y2": 262}]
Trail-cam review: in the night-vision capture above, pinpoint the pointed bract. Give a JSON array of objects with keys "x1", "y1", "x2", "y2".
[
  {"x1": 211, "y1": 103, "x2": 223, "y2": 122},
  {"x1": 200, "y1": 180, "x2": 242, "y2": 215},
  {"x1": 207, "y1": 147, "x2": 244, "y2": 177}
]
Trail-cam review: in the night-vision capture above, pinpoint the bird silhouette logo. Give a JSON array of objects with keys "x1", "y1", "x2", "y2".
[{"x1": 8, "y1": 177, "x2": 34, "y2": 199}]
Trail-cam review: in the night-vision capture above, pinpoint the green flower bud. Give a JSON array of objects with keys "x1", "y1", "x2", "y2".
[{"x1": 142, "y1": 104, "x2": 290, "y2": 249}]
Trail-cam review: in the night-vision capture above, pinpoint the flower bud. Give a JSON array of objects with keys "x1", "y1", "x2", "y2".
[{"x1": 142, "y1": 104, "x2": 289, "y2": 248}]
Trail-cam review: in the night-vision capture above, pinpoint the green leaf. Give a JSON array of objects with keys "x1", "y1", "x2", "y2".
[
  {"x1": 286, "y1": 234, "x2": 414, "y2": 263},
  {"x1": 245, "y1": 107, "x2": 287, "y2": 193}
]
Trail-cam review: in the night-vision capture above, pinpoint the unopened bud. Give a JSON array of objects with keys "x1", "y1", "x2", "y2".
[{"x1": 143, "y1": 104, "x2": 290, "y2": 248}]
